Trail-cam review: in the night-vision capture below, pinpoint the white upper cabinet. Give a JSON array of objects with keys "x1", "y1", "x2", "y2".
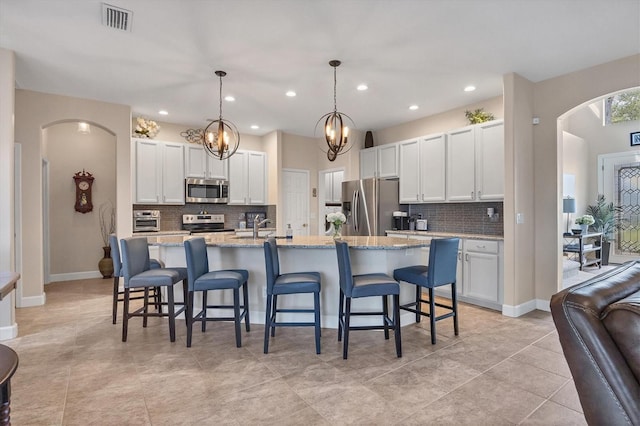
[
  {"x1": 399, "y1": 134, "x2": 446, "y2": 203},
  {"x1": 360, "y1": 144, "x2": 398, "y2": 179},
  {"x1": 228, "y1": 150, "x2": 267, "y2": 205},
  {"x1": 324, "y1": 170, "x2": 344, "y2": 203},
  {"x1": 134, "y1": 138, "x2": 185, "y2": 205},
  {"x1": 446, "y1": 119, "x2": 504, "y2": 202},
  {"x1": 185, "y1": 144, "x2": 228, "y2": 179},
  {"x1": 475, "y1": 120, "x2": 504, "y2": 200}
]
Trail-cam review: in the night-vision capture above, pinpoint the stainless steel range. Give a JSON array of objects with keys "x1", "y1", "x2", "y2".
[{"x1": 182, "y1": 214, "x2": 235, "y2": 234}]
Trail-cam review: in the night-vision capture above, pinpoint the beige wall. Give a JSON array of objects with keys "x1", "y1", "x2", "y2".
[
  {"x1": 45, "y1": 123, "x2": 116, "y2": 276},
  {"x1": 533, "y1": 54, "x2": 640, "y2": 303},
  {"x1": 374, "y1": 97, "x2": 504, "y2": 145},
  {"x1": 15, "y1": 90, "x2": 130, "y2": 304}
]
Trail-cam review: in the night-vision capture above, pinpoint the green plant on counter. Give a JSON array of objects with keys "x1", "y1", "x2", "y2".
[
  {"x1": 465, "y1": 108, "x2": 495, "y2": 124},
  {"x1": 575, "y1": 214, "x2": 595, "y2": 226}
]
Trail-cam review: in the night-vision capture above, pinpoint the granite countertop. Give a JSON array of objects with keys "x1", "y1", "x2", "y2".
[
  {"x1": 385, "y1": 230, "x2": 504, "y2": 241},
  {"x1": 147, "y1": 234, "x2": 429, "y2": 250},
  {"x1": 133, "y1": 230, "x2": 191, "y2": 236}
]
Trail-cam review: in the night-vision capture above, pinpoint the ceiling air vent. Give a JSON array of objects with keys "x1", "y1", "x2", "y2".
[{"x1": 101, "y1": 3, "x2": 132, "y2": 32}]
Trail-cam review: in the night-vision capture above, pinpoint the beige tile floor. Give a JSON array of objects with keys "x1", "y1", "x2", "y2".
[{"x1": 5, "y1": 278, "x2": 586, "y2": 425}]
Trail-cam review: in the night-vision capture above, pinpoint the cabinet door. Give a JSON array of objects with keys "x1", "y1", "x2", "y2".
[
  {"x1": 247, "y1": 151, "x2": 267, "y2": 205},
  {"x1": 228, "y1": 151, "x2": 248, "y2": 204},
  {"x1": 447, "y1": 126, "x2": 476, "y2": 201},
  {"x1": 135, "y1": 139, "x2": 161, "y2": 203},
  {"x1": 360, "y1": 148, "x2": 377, "y2": 179},
  {"x1": 398, "y1": 140, "x2": 420, "y2": 203},
  {"x1": 476, "y1": 120, "x2": 504, "y2": 200},
  {"x1": 377, "y1": 144, "x2": 398, "y2": 178},
  {"x1": 206, "y1": 155, "x2": 228, "y2": 179},
  {"x1": 456, "y1": 250, "x2": 464, "y2": 295},
  {"x1": 324, "y1": 172, "x2": 334, "y2": 202},
  {"x1": 161, "y1": 142, "x2": 185, "y2": 204},
  {"x1": 331, "y1": 170, "x2": 343, "y2": 202},
  {"x1": 185, "y1": 145, "x2": 206, "y2": 178},
  {"x1": 463, "y1": 251, "x2": 499, "y2": 302},
  {"x1": 420, "y1": 134, "x2": 446, "y2": 202}
]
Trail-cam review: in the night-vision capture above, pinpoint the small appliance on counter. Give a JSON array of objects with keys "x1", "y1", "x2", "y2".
[
  {"x1": 182, "y1": 214, "x2": 235, "y2": 234},
  {"x1": 416, "y1": 219, "x2": 428, "y2": 231},
  {"x1": 133, "y1": 210, "x2": 160, "y2": 232},
  {"x1": 392, "y1": 211, "x2": 409, "y2": 230}
]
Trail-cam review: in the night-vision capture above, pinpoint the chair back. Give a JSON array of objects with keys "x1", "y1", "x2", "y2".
[
  {"x1": 109, "y1": 233, "x2": 122, "y2": 278},
  {"x1": 184, "y1": 237, "x2": 209, "y2": 291},
  {"x1": 120, "y1": 237, "x2": 151, "y2": 287},
  {"x1": 426, "y1": 238, "x2": 460, "y2": 287},
  {"x1": 334, "y1": 240, "x2": 354, "y2": 297},
  {"x1": 263, "y1": 238, "x2": 280, "y2": 294}
]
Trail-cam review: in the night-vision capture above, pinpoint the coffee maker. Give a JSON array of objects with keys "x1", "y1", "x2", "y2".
[{"x1": 392, "y1": 211, "x2": 409, "y2": 230}]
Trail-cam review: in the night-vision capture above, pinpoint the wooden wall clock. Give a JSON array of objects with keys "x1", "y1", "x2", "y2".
[{"x1": 73, "y1": 170, "x2": 94, "y2": 213}]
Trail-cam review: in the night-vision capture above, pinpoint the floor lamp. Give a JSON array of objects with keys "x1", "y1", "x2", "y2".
[{"x1": 563, "y1": 197, "x2": 576, "y2": 235}]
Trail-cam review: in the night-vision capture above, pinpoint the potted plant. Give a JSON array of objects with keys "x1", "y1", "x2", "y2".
[
  {"x1": 575, "y1": 214, "x2": 595, "y2": 234},
  {"x1": 586, "y1": 194, "x2": 625, "y2": 265},
  {"x1": 98, "y1": 201, "x2": 116, "y2": 278},
  {"x1": 464, "y1": 108, "x2": 495, "y2": 124}
]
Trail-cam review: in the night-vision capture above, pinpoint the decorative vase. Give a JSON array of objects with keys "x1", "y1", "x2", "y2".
[
  {"x1": 580, "y1": 224, "x2": 588, "y2": 234},
  {"x1": 98, "y1": 246, "x2": 114, "y2": 279},
  {"x1": 332, "y1": 224, "x2": 342, "y2": 240}
]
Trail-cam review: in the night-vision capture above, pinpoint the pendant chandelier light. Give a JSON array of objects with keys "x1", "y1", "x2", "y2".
[
  {"x1": 316, "y1": 60, "x2": 354, "y2": 161},
  {"x1": 203, "y1": 70, "x2": 240, "y2": 160}
]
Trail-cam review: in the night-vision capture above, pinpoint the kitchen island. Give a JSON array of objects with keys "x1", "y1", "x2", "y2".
[{"x1": 147, "y1": 235, "x2": 429, "y2": 328}]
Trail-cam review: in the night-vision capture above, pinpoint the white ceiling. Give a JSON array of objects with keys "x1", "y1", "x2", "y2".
[{"x1": 1, "y1": 0, "x2": 639, "y2": 138}]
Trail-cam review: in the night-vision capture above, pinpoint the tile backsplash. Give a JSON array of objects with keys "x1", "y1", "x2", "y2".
[
  {"x1": 401, "y1": 202, "x2": 503, "y2": 236},
  {"x1": 134, "y1": 204, "x2": 277, "y2": 231}
]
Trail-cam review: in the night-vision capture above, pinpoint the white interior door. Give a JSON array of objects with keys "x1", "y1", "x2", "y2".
[
  {"x1": 283, "y1": 169, "x2": 310, "y2": 236},
  {"x1": 599, "y1": 151, "x2": 640, "y2": 263}
]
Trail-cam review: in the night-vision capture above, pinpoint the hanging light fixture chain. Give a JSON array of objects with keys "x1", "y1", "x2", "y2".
[
  {"x1": 219, "y1": 73, "x2": 223, "y2": 121},
  {"x1": 333, "y1": 64, "x2": 337, "y2": 113}
]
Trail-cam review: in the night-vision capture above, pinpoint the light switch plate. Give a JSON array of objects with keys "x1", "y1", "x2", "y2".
[{"x1": 516, "y1": 213, "x2": 524, "y2": 224}]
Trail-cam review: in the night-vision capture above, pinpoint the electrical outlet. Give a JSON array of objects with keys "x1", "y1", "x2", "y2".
[{"x1": 262, "y1": 287, "x2": 267, "y2": 298}]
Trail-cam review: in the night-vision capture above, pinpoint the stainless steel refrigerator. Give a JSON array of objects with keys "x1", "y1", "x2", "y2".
[{"x1": 341, "y1": 178, "x2": 399, "y2": 236}]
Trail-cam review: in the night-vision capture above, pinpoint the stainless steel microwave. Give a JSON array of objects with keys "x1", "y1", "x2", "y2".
[{"x1": 185, "y1": 178, "x2": 229, "y2": 204}]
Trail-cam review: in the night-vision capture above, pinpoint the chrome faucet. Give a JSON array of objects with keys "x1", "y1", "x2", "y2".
[{"x1": 253, "y1": 217, "x2": 271, "y2": 239}]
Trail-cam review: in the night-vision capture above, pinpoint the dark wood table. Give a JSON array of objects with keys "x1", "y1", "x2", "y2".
[{"x1": 0, "y1": 345, "x2": 18, "y2": 425}]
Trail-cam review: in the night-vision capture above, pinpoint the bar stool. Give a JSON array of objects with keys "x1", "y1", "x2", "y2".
[
  {"x1": 334, "y1": 240, "x2": 401, "y2": 359},
  {"x1": 263, "y1": 238, "x2": 321, "y2": 354},
  {"x1": 393, "y1": 237, "x2": 460, "y2": 344},
  {"x1": 120, "y1": 237, "x2": 188, "y2": 342},
  {"x1": 110, "y1": 234, "x2": 163, "y2": 324},
  {"x1": 184, "y1": 237, "x2": 250, "y2": 348}
]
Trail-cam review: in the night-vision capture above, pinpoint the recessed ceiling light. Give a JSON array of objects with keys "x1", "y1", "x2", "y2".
[
  {"x1": 250, "y1": 125, "x2": 259, "y2": 130},
  {"x1": 224, "y1": 95, "x2": 235, "y2": 102},
  {"x1": 357, "y1": 84, "x2": 368, "y2": 91},
  {"x1": 158, "y1": 110, "x2": 168, "y2": 115},
  {"x1": 286, "y1": 91, "x2": 296, "y2": 97},
  {"x1": 409, "y1": 105, "x2": 419, "y2": 111},
  {"x1": 464, "y1": 85, "x2": 476, "y2": 92}
]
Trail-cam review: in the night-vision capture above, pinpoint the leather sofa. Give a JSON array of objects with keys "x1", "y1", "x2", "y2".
[{"x1": 551, "y1": 261, "x2": 640, "y2": 425}]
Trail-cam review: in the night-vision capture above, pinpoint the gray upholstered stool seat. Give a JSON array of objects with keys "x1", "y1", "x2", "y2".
[
  {"x1": 120, "y1": 236, "x2": 188, "y2": 343},
  {"x1": 110, "y1": 234, "x2": 164, "y2": 324},
  {"x1": 184, "y1": 238, "x2": 250, "y2": 348},
  {"x1": 335, "y1": 240, "x2": 401, "y2": 359},
  {"x1": 393, "y1": 237, "x2": 460, "y2": 345},
  {"x1": 263, "y1": 238, "x2": 321, "y2": 354}
]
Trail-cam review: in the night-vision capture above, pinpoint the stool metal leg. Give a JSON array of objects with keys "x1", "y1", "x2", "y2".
[
  {"x1": 338, "y1": 289, "x2": 344, "y2": 342},
  {"x1": 382, "y1": 295, "x2": 390, "y2": 340},
  {"x1": 415, "y1": 285, "x2": 422, "y2": 323},
  {"x1": 112, "y1": 276, "x2": 119, "y2": 324},
  {"x1": 343, "y1": 298, "x2": 351, "y2": 360},
  {"x1": 243, "y1": 282, "x2": 250, "y2": 332},
  {"x1": 429, "y1": 287, "x2": 436, "y2": 344},
  {"x1": 264, "y1": 294, "x2": 273, "y2": 354},
  {"x1": 271, "y1": 295, "x2": 278, "y2": 337},
  {"x1": 122, "y1": 288, "x2": 130, "y2": 342},
  {"x1": 167, "y1": 288, "x2": 176, "y2": 342},
  {"x1": 233, "y1": 288, "x2": 241, "y2": 348},
  {"x1": 393, "y1": 294, "x2": 402, "y2": 358},
  {"x1": 201, "y1": 291, "x2": 208, "y2": 332},
  {"x1": 186, "y1": 291, "x2": 194, "y2": 348},
  {"x1": 451, "y1": 282, "x2": 459, "y2": 336},
  {"x1": 314, "y1": 291, "x2": 321, "y2": 354}
]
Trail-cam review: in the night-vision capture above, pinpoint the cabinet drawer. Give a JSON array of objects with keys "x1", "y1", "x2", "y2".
[{"x1": 464, "y1": 239, "x2": 498, "y2": 254}]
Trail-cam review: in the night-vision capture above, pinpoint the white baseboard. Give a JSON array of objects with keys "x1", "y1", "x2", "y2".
[
  {"x1": 49, "y1": 271, "x2": 102, "y2": 282},
  {"x1": 18, "y1": 293, "x2": 46, "y2": 308},
  {"x1": 0, "y1": 323, "x2": 18, "y2": 340},
  {"x1": 502, "y1": 299, "x2": 537, "y2": 317},
  {"x1": 535, "y1": 299, "x2": 551, "y2": 312}
]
